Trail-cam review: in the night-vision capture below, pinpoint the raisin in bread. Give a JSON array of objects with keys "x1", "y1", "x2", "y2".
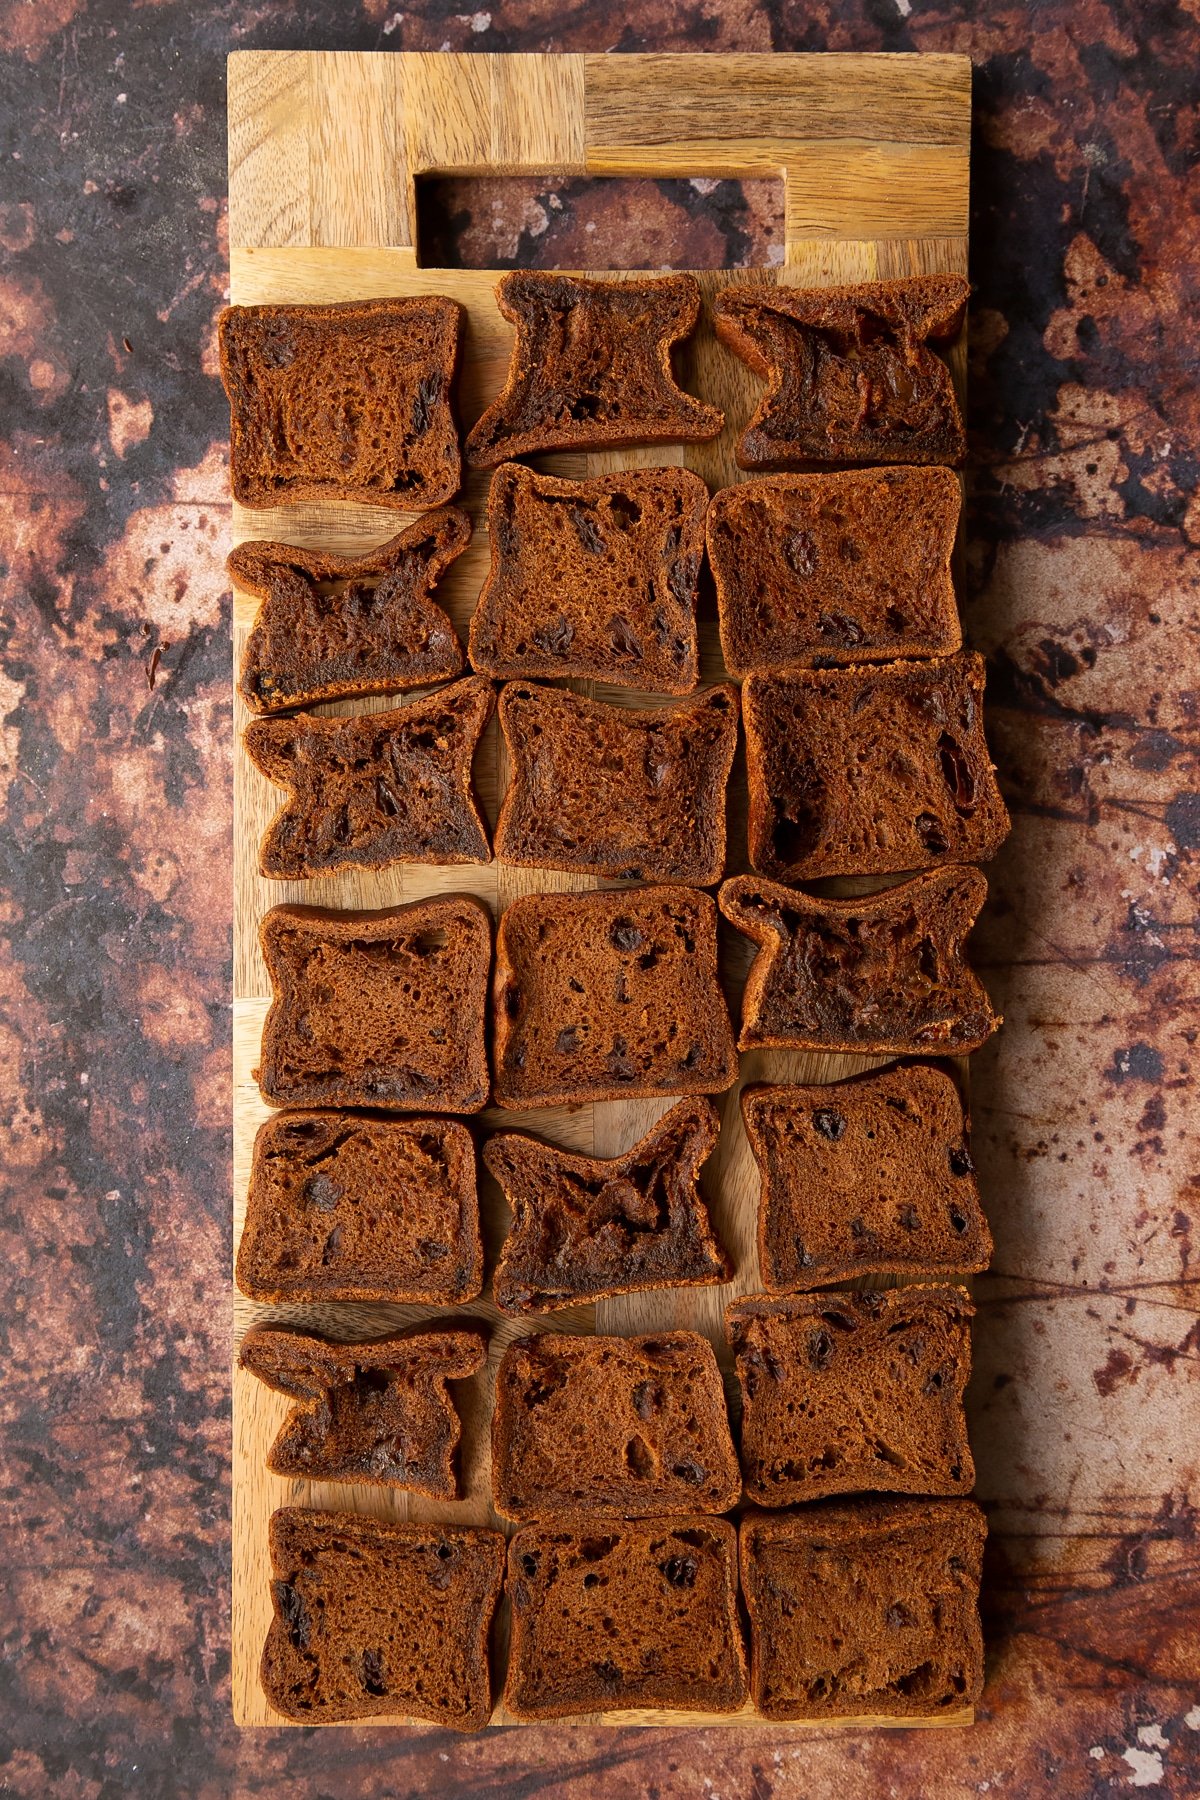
[
  {"x1": 504, "y1": 1516, "x2": 747, "y2": 1719},
  {"x1": 261, "y1": 1508, "x2": 503, "y2": 1729},
  {"x1": 493, "y1": 886, "x2": 737, "y2": 1108},
  {"x1": 719, "y1": 869, "x2": 999, "y2": 1055},
  {"x1": 707, "y1": 469, "x2": 961, "y2": 674},
  {"x1": 485, "y1": 1098, "x2": 729, "y2": 1316},
  {"x1": 468, "y1": 462, "x2": 707, "y2": 691},
  {"x1": 239, "y1": 1325, "x2": 485, "y2": 1496},
  {"x1": 491, "y1": 1331, "x2": 740, "y2": 1520},
  {"x1": 245, "y1": 675, "x2": 494, "y2": 880},
  {"x1": 740, "y1": 1499, "x2": 987, "y2": 1718},
  {"x1": 465, "y1": 273, "x2": 722, "y2": 467},
  {"x1": 235, "y1": 1112, "x2": 481, "y2": 1305},
  {"x1": 256, "y1": 898, "x2": 491, "y2": 1111},
  {"x1": 742, "y1": 1065, "x2": 992, "y2": 1291},
  {"x1": 232, "y1": 509, "x2": 469, "y2": 715},
  {"x1": 743, "y1": 653, "x2": 1008, "y2": 881},
  {"x1": 726, "y1": 1286, "x2": 975, "y2": 1506},
  {"x1": 714, "y1": 274, "x2": 968, "y2": 468},
  {"x1": 494, "y1": 681, "x2": 738, "y2": 885},
  {"x1": 220, "y1": 296, "x2": 463, "y2": 509}
]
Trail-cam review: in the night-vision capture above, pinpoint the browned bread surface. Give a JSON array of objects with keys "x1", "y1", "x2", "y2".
[
  {"x1": 742, "y1": 1065, "x2": 992, "y2": 1292},
  {"x1": 468, "y1": 462, "x2": 708, "y2": 691},
  {"x1": 494, "y1": 681, "x2": 739, "y2": 885},
  {"x1": 493, "y1": 885, "x2": 737, "y2": 1108},
  {"x1": 719, "y1": 869, "x2": 998, "y2": 1056},
  {"x1": 232, "y1": 510, "x2": 469, "y2": 714},
  {"x1": 726, "y1": 1286, "x2": 975, "y2": 1505},
  {"x1": 707, "y1": 469, "x2": 961, "y2": 674},
  {"x1": 740, "y1": 1499, "x2": 987, "y2": 1718},
  {"x1": 714, "y1": 274, "x2": 968, "y2": 468},
  {"x1": 245, "y1": 675, "x2": 494, "y2": 880},
  {"x1": 491, "y1": 1331, "x2": 740, "y2": 1520},
  {"x1": 260, "y1": 1507, "x2": 503, "y2": 1729},
  {"x1": 743, "y1": 653, "x2": 1010, "y2": 880},
  {"x1": 235, "y1": 1111, "x2": 481, "y2": 1304},
  {"x1": 464, "y1": 273, "x2": 722, "y2": 467},
  {"x1": 239, "y1": 1325, "x2": 486, "y2": 1495},
  {"x1": 219, "y1": 297, "x2": 463, "y2": 509},
  {"x1": 504, "y1": 1515, "x2": 748, "y2": 1719},
  {"x1": 485, "y1": 1098, "x2": 729, "y2": 1316},
  {"x1": 256, "y1": 898, "x2": 492, "y2": 1111}
]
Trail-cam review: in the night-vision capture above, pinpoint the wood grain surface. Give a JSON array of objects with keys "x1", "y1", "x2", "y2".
[{"x1": 228, "y1": 49, "x2": 974, "y2": 1730}]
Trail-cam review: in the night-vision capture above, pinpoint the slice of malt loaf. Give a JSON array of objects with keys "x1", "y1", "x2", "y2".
[
  {"x1": 726, "y1": 1286, "x2": 975, "y2": 1506},
  {"x1": 491, "y1": 1331, "x2": 740, "y2": 1520},
  {"x1": 493, "y1": 885, "x2": 737, "y2": 1108},
  {"x1": 740, "y1": 1498, "x2": 986, "y2": 1718},
  {"x1": 260, "y1": 1507, "x2": 503, "y2": 1729}
]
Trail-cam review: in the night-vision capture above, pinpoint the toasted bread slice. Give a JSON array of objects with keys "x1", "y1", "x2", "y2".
[
  {"x1": 220, "y1": 296, "x2": 463, "y2": 508},
  {"x1": 504, "y1": 1515, "x2": 747, "y2": 1719},
  {"x1": 465, "y1": 272, "x2": 722, "y2": 467},
  {"x1": 256, "y1": 898, "x2": 492, "y2": 1111},
  {"x1": 707, "y1": 469, "x2": 961, "y2": 673},
  {"x1": 714, "y1": 275, "x2": 967, "y2": 468},
  {"x1": 468, "y1": 462, "x2": 708, "y2": 691},
  {"x1": 742, "y1": 653, "x2": 1009, "y2": 880},
  {"x1": 493, "y1": 886, "x2": 737, "y2": 1108},
  {"x1": 742, "y1": 1065, "x2": 991, "y2": 1292},
  {"x1": 719, "y1": 869, "x2": 999, "y2": 1056},
  {"x1": 245, "y1": 675, "x2": 494, "y2": 880},
  {"x1": 740, "y1": 1499, "x2": 986, "y2": 1718},
  {"x1": 239, "y1": 1325, "x2": 486, "y2": 1496},
  {"x1": 261, "y1": 1508, "x2": 503, "y2": 1729},
  {"x1": 726, "y1": 1287, "x2": 975, "y2": 1506},
  {"x1": 235, "y1": 1111, "x2": 482, "y2": 1305},
  {"x1": 485, "y1": 1098, "x2": 729, "y2": 1316},
  {"x1": 232, "y1": 510, "x2": 469, "y2": 715},
  {"x1": 491, "y1": 1331, "x2": 740, "y2": 1520},
  {"x1": 495, "y1": 681, "x2": 738, "y2": 885}
]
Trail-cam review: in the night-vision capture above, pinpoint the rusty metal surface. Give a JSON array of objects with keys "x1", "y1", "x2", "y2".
[{"x1": 0, "y1": 3, "x2": 1196, "y2": 1795}]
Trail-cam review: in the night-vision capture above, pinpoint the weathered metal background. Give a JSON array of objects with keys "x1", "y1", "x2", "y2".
[{"x1": 0, "y1": 3, "x2": 1195, "y2": 1795}]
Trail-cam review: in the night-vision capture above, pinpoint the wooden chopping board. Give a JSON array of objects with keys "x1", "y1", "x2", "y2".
[{"x1": 227, "y1": 48, "x2": 973, "y2": 1729}]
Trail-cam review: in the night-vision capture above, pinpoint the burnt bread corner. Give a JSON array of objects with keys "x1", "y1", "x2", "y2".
[
  {"x1": 235, "y1": 1110, "x2": 482, "y2": 1305},
  {"x1": 714, "y1": 274, "x2": 968, "y2": 468},
  {"x1": 468, "y1": 462, "x2": 708, "y2": 692},
  {"x1": 465, "y1": 272, "x2": 723, "y2": 467},
  {"x1": 485, "y1": 1098, "x2": 730, "y2": 1316},
  {"x1": 719, "y1": 868, "x2": 999, "y2": 1056},
  {"x1": 233, "y1": 508, "x2": 469, "y2": 715},
  {"x1": 220, "y1": 296, "x2": 464, "y2": 509},
  {"x1": 256, "y1": 897, "x2": 492, "y2": 1112},
  {"x1": 245, "y1": 674, "x2": 495, "y2": 880},
  {"x1": 494, "y1": 681, "x2": 739, "y2": 886},
  {"x1": 742, "y1": 653, "x2": 1010, "y2": 882},
  {"x1": 492, "y1": 885, "x2": 738, "y2": 1108},
  {"x1": 239, "y1": 1324, "x2": 486, "y2": 1496}
]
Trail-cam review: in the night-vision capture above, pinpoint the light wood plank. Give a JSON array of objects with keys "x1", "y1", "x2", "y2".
[
  {"x1": 784, "y1": 139, "x2": 969, "y2": 240},
  {"x1": 492, "y1": 53, "x2": 587, "y2": 171},
  {"x1": 584, "y1": 52, "x2": 971, "y2": 151},
  {"x1": 227, "y1": 52, "x2": 311, "y2": 248},
  {"x1": 309, "y1": 52, "x2": 410, "y2": 247}
]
